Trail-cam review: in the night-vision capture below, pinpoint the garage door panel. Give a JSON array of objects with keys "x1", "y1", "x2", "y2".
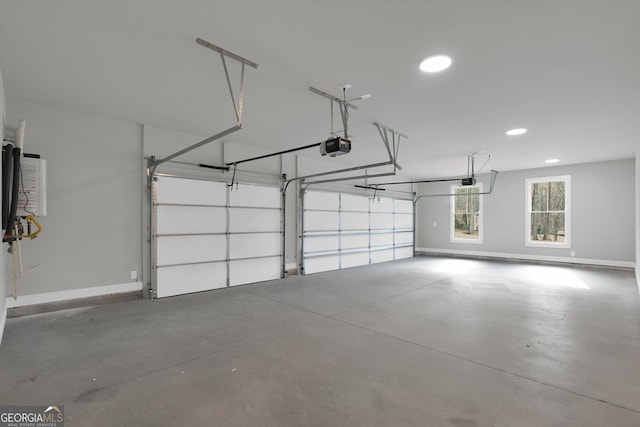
[
  {"x1": 341, "y1": 194, "x2": 369, "y2": 212},
  {"x1": 156, "y1": 263, "x2": 227, "y2": 298},
  {"x1": 304, "y1": 235, "x2": 340, "y2": 253},
  {"x1": 371, "y1": 249, "x2": 395, "y2": 264},
  {"x1": 341, "y1": 212, "x2": 369, "y2": 230},
  {"x1": 371, "y1": 233, "x2": 394, "y2": 247},
  {"x1": 229, "y1": 208, "x2": 280, "y2": 233},
  {"x1": 229, "y1": 184, "x2": 280, "y2": 208},
  {"x1": 371, "y1": 197, "x2": 393, "y2": 212},
  {"x1": 305, "y1": 211, "x2": 339, "y2": 231},
  {"x1": 230, "y1": 233, "x2": 280, "y2": 259},
  {"x1": 304, "y1": 256, "x2": 340, "y2": 274},
  {"x1": 394, "y1": 199, "x2": 413, "y2": 214},
  {"x1": 395, "y1": 213, "x2": 413, "y2": 229},
  {"x1": 395, "y1": 246, "x2": 414, "y2": 260},
  {"x1": 157, "y1": 235, "x2": 226, "y2": 266},
  {"x1": 305, "y1": 191, "x2": 339, "y2": 210},
  {"x1": 394, "y1": 231, "x2": 414, "y2": 245},
  {"x1": 371, "y1": 213, "x2": 394, "y2": 230},
  {"x1": 342, "y1": 252, "x2": 370, "y2": 268},
  {"x1": 157, "y1": 205, "x2": 226, "y2": 234},
  {"x1": 341, "y1": 234, "x2": 369, "y2": 250},
  {"x1": 157, "y1": 176, "x2": 226, "y2": 205},
  {"x1": 230, "y1": 257, "x2": 281, "y2": 286}
]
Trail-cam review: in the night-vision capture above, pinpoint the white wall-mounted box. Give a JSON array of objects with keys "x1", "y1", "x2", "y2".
[{"x1": 17, "y1": 155, "x2": 47, "y2": 217}]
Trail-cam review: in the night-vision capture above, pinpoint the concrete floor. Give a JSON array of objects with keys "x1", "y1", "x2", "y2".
[{"x1": 1, "y1": 256, "x2": 639, "y2": 426}]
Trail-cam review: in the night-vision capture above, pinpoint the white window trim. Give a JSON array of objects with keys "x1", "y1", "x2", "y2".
[
  {"x1": 450, "y1": 183, "x2": 483, "y2": 244},
  {"x1": 525, "y1": 175, "x2": 571, "y2": 248}
]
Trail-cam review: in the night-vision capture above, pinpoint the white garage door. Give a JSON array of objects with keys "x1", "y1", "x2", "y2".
[
  {"x1": 153, "y1": 175, "x2": 282, "y2": 298},
  {"x1": 302, "y1": 190, "x2": 414, "y2": 275}
]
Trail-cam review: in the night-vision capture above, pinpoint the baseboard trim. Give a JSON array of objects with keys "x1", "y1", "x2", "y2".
[
  {"x1": 6, "y1": 282, "x2": 144, "y2": 309},
  {"x1": 416, "y1": 248, "x2": 635, "y2": 269},
  {"x1": 8, "y1": 290, "x2": 143, "y2": 318}
]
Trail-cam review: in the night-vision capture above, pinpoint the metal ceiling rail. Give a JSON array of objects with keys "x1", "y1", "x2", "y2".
[
  {"x1": 225, "y1": 142, "x2": 322, "y2": 167},
  {"x1": 285, "y1": 160, "x2": 392, "y2": 190},
  {"x1": 413, "y1": 169, "x2": 499, "y2": 202},
  {"x1": 369, "y1": 177, "x2": 465, "y2": 186},
  {"x1": 303, "y1": 171, "x2": 396, "y2": 187}
]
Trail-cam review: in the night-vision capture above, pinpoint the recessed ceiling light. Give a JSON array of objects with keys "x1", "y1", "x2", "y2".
[
  {"x1": 506, "y1": 128, "x2": 527, "y2": 136},
  {"x1": 419, "y1": 55, "x2": 452, "y2": 73},
  {"x1": 545, "y1": 159, "x2": 560, "y2": 164}
]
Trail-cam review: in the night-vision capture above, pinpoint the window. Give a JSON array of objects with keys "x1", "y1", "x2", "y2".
[
  {"x1": 525, "y1": 175, "x2": 571, "y2": 247},
  {"x1": 450, "y1": 183, "x2": 483, "y2": 244}
]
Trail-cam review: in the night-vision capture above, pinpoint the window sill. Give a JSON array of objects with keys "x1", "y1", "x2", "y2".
[
  {"x1": 451, "y1": 239, "x2": 484, "y2": 245},
  {"x1": 525, "y1": 241, "x2": 571, "y2": 249}
]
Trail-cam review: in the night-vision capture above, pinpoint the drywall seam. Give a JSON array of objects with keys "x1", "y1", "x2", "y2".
[
  {"x1": 416, "y1": 247, "x2": 635, "y2": 269},
  {"x1": 5, "y1": 282, "x2": 143, "y2": 308}
]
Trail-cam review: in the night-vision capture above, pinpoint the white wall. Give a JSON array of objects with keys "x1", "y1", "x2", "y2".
[
  {"x1": 0, "y1": 66, "x2": 6, "y2": 345},
  {"x1": 4, "y1": 100, "x2": 142, "y2": 299},
  {"x1": 417, "y1": 159, "x2": 636, "y2": 267}
]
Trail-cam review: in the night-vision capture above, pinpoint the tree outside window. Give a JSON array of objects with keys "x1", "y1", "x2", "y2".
[
  {"x1": 450, "y1": 184, "x2": 483, "y2": 243},
  {"x1": 526, "y1": 175, "x2": 571, "y2": 247}
]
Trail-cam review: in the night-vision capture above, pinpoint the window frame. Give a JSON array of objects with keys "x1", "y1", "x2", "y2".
[
  {"x1": 525, "y1": 175, "x2": 571, "y2": 248},
  {"x1": 450, "y1": 182, "x2": 484, "y2": 244}
]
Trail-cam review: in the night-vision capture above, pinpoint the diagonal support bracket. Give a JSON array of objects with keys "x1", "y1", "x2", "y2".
[
  {"x1": 149, "y1": 39, "x2": 258, "y2": 175},
  {"x1": 373, "y1": 122, "x2": 407, "y2": 171},
  {"x1": 197, "y1": 37, "x2": 258, "y2": 126}
]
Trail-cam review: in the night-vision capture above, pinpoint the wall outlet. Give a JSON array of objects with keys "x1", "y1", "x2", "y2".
[
  {"x1": 570, "y1": 251, "x2": 576, "y2": 257},
  {"x1": 130, "y1": 270, "x2": 138, "y2": 281}
]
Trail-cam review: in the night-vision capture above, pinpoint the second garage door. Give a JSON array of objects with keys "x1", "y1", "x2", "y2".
[{"x1": 302, "y1": 190, "x2": 413, "y2": 274}]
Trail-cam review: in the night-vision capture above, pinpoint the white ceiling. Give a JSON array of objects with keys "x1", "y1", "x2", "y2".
[{"x1": 1, "y1": 0, "x2": 638, "y2": 179}]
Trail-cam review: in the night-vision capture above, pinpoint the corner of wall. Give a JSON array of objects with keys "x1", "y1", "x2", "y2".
[{"x1": 636, "y1": 151, "x2": 640, "y2": 295}]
